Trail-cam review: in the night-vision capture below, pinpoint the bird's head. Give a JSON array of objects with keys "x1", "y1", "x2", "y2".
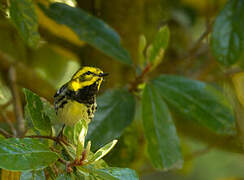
[{"x1": 69, "y1": 66, "x2": 108, "y2": 92}]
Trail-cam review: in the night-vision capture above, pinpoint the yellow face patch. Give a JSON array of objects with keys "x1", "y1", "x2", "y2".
[
  {"x1": 69, "y1": 67, "x2": 104, "y2": 92},
  {"x1": 70, "y1": 77, "x2": 103, "y2": 91},
  {"x1": 72, "y1": 67, "x2": 103, "y2": 79}
]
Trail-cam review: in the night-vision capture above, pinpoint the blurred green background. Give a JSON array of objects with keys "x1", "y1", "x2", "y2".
[{"x1": 1, "y1": 0, "x2": 244, "y2": 179}]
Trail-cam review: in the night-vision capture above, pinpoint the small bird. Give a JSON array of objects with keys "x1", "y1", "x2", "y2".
[{"x1": 54, "y1": 67, "x2": 108, "y2": 133}]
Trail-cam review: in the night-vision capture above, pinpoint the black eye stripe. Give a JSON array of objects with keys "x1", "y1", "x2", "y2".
[
  {"x1": 83, "y1": 71, "x2": 101, "y2": 76},
  {"x1": 84, "y1": 71, "x2": 94, "y2": 75}
]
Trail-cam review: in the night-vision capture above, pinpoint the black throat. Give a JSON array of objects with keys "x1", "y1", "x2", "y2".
[{"x1": 67, "y1": 82, "x2": 98, "y2": 105}]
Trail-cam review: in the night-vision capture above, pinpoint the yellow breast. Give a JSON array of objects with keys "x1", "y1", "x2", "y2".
[{"x1": 57, "y1": 100, "x2": 90, "y2": 126}]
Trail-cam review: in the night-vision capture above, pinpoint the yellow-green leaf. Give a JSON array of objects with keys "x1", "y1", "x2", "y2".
[
  {"x1": 147, "y1": 26, "x2": 170, "y2": 68},
  {"x1": 89, "y1": 140, "x2": 118, "y2": 163}
]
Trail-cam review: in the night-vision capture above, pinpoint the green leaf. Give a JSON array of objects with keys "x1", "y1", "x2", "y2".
[
  {"x1": 152, "y1": 75, "x2": 236, "y2": 135},
  {"x1": 87, "y1": 89, "x2": 136, "y2": 151},
  {"x1": 42, "y1": 100, "x2": 58, "y2": 125},
  {"x1": 64, "y1": 120, "x2": 87, "y2": 145},
  {"x1": 89, "y1": 140, "x2": 118, "y2": 163},
  {"x1": 0, "y1": 138, "x2": 59, "y2": 171},
  {"x1": 147, "y1": 26, "x2": 170, "y2": 67},
  {"x1": 79, "y1": 166, "x2": 138, "y2": 180},
  {"x1": 20, "y1": 170, "x2": 45, "y2": 180},
  {"x1": 23, "y1": 88, "x2": 51, "y2": 134},
  {"x1": 39, "y1": 3, "x2": 132, "y2": 65},
  {"x1": 142, "y1": 84, "x2": 183, "y2": 170},
  {"x1": 211, "y1": 0, "x2": 244, "y2": 65},
  {"x1": 9, "y1": 0, "x2": 40, "y2": 48}
]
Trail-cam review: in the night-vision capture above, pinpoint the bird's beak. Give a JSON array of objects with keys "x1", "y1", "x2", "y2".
[{"x1": 99, "y1": 72, "x2": 109, "y2": 77}]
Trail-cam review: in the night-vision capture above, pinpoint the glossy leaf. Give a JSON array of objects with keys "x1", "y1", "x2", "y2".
[
  {"x1": 87, "y1": 89, "x2": 135, "y2": 151},
  {"x1": 9, "y1": 0, "x2": 40, "y2": 48},
  {"x1": 152, "y1": 75, "x2": 236, "y2": 135},
  {"x1": 39, "y1": 3, "x2": 132, "y2": 65},
  {"x1": 80, "y1": 166, "x2": 138, "y2": 180},
  {"x1": 64, "y1": 120, "x2": 87, "y2": 145},
  {"x1": 89, "y1": 140, "x2": 118, "y2": 163},
  {"x1": 0, "y1": 138, "x2": 59, "y2": 171},
  {"x1": 142, "y1": 84, "x2": 183, "y2": 170},
  {"x1": 211, "y1": 0, "x2": 244, "y2": 65},
  {"x1": 42, "y1": 100, "x2": 58, "y2": 125},
  {"x1": 147, "y1": 26, "x2": 170, "y2": 67},
  {"x1": 23, "y1": 88, "x2": 51, "y2": 134}
]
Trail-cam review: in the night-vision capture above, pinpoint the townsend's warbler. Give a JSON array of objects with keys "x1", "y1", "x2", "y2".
[{"x1": 54, "y1": 67, "x2": 108, "y2": 129}]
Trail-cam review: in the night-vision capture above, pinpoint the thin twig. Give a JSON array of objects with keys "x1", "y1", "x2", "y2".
[
  {"x1": 0, "y1": 127, "x2": 12, "y2": 138},
  {"x1": 8, "y1": 66, "x2": 25, "y2": 136},
  {"x1": 25, "y1": 135, "x2": 68, "y2": 145},
  {"x1": 128, "y1": 64, "x2": 151, "y2": 92},
  {"x1": 186, "y1": 21, "x2": 213, "y2": 60},
  {"x1": 50, "y1": 147, "x2": 61, "y2": 153},
  {"x1": 58, "y1": 158, "x2": 68, "y2": 165},
  {"x1": 52, "y1": 164, "x2": 59, "y2": 176},
  {"x1": 182, "y1": 20, "x2": 213, "y2": 73},
  {"x1": 0, "y1": 111, "x2": 17, "y2": 136}
]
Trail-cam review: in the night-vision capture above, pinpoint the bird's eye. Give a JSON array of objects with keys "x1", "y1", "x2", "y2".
[{"x1": 86, "y1": 71, "x2": 92, "y2": 75}]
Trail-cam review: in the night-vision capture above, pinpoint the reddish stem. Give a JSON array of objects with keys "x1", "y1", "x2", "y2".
[
  {"x1": 129, "y1": 64, "x2": 151, "y2": 92},
  {"x1": 24, "y1": 135, "x2": 68, "y2": 145}
]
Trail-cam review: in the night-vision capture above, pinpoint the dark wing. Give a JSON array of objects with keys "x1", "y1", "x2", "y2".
[{"x1": 54, "y1": 83, "x2": 69, "y2": 113}]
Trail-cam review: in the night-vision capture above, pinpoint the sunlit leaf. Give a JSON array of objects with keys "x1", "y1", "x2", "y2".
[
  {"x1": 87, "y1": 89, "x2": 135, "y2": 151},
  {"x1": 39, "y1": 3, "x2": 132, "y2": 65},
  {"x1": 0, "y1": 138, "x2": 59, "y2": 171},
  {"x1": 35, "y1": 5, "x2": 84, "y2": 47},
  {"x1": 211, "y1": 0, "x2": 244, "y2": 65},
  {"x1": 23, "y1": 88, "x2": 51, "y2": 134},
  {"x1": 9, "y1": 0, "x2": 40, "y2": 48},
  {"x1": 142, "y1": 83, "x2": 183, "y2": 170},
  {"x1": 64, "y1": 120, "x2": 87, "y2": 145},
  {"x1": 89, "y1": 140, "x2": 118, "y2": 163},
  {"x1": 152, "y1": 75, "x2": 236, "y2": 135}
]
